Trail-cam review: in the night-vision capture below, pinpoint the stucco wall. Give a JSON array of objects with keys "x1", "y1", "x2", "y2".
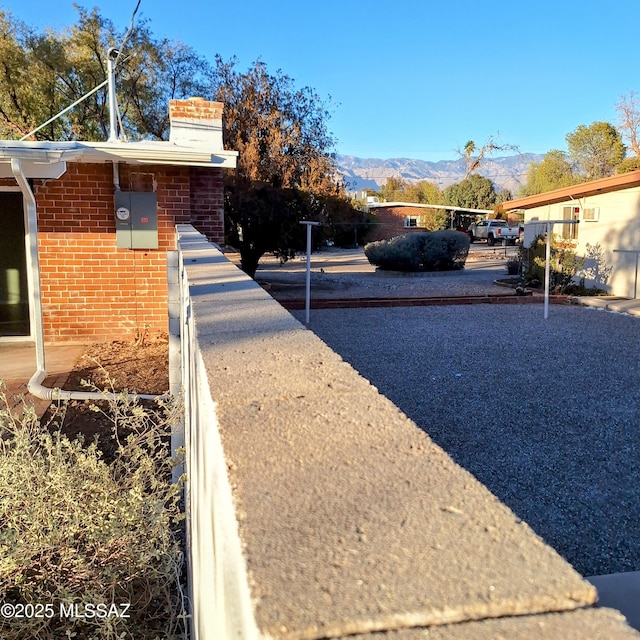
[{"x1": 524, "y1": 187, "x2": 640, "y2": 297}]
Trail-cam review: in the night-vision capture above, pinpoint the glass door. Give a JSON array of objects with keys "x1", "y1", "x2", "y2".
[{"x1": 0, "y1": 192, "x2": 29, "y2": 336}]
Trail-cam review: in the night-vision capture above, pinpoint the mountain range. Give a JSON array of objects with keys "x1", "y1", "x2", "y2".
[{"x1": 336, "y1": 153, "x2": 544, "y2": 195}]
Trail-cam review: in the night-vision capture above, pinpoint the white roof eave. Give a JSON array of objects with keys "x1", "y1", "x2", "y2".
[{"x1": 0, "y1": 140, "x2": 238, "y2": 172}]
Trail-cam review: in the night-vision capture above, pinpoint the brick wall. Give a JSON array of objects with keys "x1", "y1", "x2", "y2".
[
  {"x1": 189, "y1": 168, "x2": 224, "y2": 242},
  {"x1": 23, "y1": 161, "x2": 224, "y2": 343},
  {"x1": 365, "y1": 206, "x2": 426, "y2": 242}
]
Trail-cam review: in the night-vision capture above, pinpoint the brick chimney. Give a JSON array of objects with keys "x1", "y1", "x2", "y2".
[{"x1": 169, "y1": 97, "x2": 224, "y2": 149}]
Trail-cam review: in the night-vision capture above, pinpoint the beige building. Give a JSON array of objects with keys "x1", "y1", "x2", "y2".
[{"x1": 502, "y1": 170, "x2": 640, "y2": 297}]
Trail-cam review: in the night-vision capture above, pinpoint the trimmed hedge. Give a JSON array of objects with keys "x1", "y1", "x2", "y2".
[{"x1": 364, "y1": 230, "x2": 470, "y2": 272}]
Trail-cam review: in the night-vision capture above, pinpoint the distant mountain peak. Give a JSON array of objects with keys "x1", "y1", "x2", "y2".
[{"x1": 336, "y1": 153, "x2": 543, "y2": 194}]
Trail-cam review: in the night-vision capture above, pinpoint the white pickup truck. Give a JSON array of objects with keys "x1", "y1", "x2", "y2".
[{"x1": 467, "y1": 219, "x2": 521, "y2": 246}]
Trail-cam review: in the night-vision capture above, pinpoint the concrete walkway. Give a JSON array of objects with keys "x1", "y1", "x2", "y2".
[
  {"x1": 0, "y1": 342, "x2": 86, "y2": 416},
  {"x1": 570, "y1": 295, "x2": 640, "y2": 316}
]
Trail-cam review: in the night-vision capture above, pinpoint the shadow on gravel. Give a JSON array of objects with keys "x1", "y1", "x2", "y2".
[{"x1": 301, "y1": 304, "x2": 640, "y2": 577}]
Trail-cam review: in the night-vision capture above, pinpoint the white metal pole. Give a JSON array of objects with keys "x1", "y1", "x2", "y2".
[
  {"x1": 305, "y1": 224, "x2": 312, "y2": 324},
  {"x1": 544, "y1": 222, "x2": 552, "y2": 320},
  {"x1": 107, "y1": 49, "x2": 119, "y2": 142},
  {"x1": 299, "y1": 221, "x2": 320, "y2": 325}
]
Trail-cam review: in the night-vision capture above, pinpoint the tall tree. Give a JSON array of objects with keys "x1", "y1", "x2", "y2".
[
  {"x1": 0, "y1": 9, "x2": 349, "y2": 276},
  {"x1": 566, "y1": 121, "x2": 626, "y2": 180},
  {"x1": 379, "y1": 176, "x2": 409, "y2": 202},
  {"x1": 443, "y1": 174, "x2": 497, "y2": 210},
  {"x1": 0, "y1": 7, "x2": 212, "y2": 141},
  {"x1": 211, "y1": 56, "x2": 347, "y2": 276},
  {"x1": 405, "y1": 180, "x2": 444, "y2": 204},
  {"x1": 616, "y1": 91, "x2": 640, "y2": 158},
  {"x1": 519, "y1": 150, "x2": 578, "y2": 196},
  {"x1": 459, "y1": 134, "x2": 518, "y2": 180}
]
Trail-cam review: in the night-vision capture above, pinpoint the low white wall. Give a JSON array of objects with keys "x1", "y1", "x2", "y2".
[
  {"x1": 174, "y1": 225, "x2": 635, "y2": 640},
  {"x1": 175, "y1": 226, "x2": 259, "y2": 639}
]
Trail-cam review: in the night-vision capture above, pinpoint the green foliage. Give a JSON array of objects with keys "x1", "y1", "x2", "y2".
[
  {"x1": 506, "y1": 258, "x2": 522, "y2": 275},
  {"x1": 519, "y1": 150, "x2": 579, "y2": 196},
  {"x1": 0, "y1": 9, "x2": 345, "y2": 276},
  {"x1": 364, "y1": 230, "x2": 470, "y2": 272},
  {"x1": 0, "y1": 383, "x2": 186, "y2": 640},
  {"x1": 419, "y1": 208, "x2": 449, "y2": 231},
  {"x1": 322, "y1": 196, "x2": 374, "y2": 248},
  {"x1": 378, "y1": 176, "x2": 409, "y2": 202},
  {"x1": 0, "y1": 7, "x2": 212, "y2": 141},
  {"x1": 443, "y1": 174, "x2": 497, "y2": 210},
  {"x1": 523, "y1": 235, "x2": 585, "y2": 293},
  {"x1": 379, "y1": 178, "x2": 444, "y2": 207},
  {"x1": 225, "y1": 181, "x2": 314, "y2": 277},
  {"x1": 616, "y1": 156, "x2": 640, "y2": 174},
  {"x1": 566, "y1": 121, "x2": 626, "y2": 180}
]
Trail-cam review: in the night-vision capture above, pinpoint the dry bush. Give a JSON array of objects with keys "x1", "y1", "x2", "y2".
[{"x1": 0, "y1": 382, "x2": 187, "y2": 640}]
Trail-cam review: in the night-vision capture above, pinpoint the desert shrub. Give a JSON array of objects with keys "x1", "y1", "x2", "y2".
[
  {"x1": 522, "y1": 234, "x2": 585, "y2": 293},
  {"x1": 0, "y1": 383, "x2": 187, "y2": 640},
  {"x1": 364, "y1": 230, "x2": 470, "y2": 271}
]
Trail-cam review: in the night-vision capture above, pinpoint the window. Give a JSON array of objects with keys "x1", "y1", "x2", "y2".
[
  {"x1": 561, "y1": 206, "x2": 580, "y2": 240},
  {"x1": 404, "y1": 215, "x2": 419, "y2": 228},
  {"x1": 583, "y1": 206, "x2": 599, "y2": 221}
]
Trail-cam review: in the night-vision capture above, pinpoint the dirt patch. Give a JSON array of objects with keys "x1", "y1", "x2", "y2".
[
  {"x1": 43, "y1": 335, "x2": 170, "y2": 459},
  {"x1": 65, "y1": 334, "x2": 169, "y2": 395}
]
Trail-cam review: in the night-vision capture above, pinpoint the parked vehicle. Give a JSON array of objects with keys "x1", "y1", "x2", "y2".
[{"x1": 468, "y1": 219, "x2": 520, "y2": 246}]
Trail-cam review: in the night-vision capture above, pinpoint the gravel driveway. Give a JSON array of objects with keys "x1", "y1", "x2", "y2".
[{"x1": 296, "y1": 303, "x2": 640, "y2": 577}]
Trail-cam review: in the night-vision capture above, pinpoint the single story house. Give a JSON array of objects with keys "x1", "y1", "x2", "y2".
[
  {"x1": 501, "y1": 170, "x2": 640, "y2": 297},
  {"x1": 364, "y1": 201, "x2": 494, "y2": 242},
  {"x1": 0, "y1": 97, "x2": 237, "y2": 345}
]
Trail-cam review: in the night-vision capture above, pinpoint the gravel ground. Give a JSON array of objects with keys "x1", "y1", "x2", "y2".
[
  {"x1": 255, "y1": 247, "x2": 518, "y2": 299},
  {"x1": 294, "y1": 303, "x2": 640, "y2": 577}
]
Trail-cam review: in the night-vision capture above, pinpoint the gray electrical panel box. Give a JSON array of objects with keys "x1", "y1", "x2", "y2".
[{"x1": 114, "y1": 191, "x2": 158, "y2": 249}]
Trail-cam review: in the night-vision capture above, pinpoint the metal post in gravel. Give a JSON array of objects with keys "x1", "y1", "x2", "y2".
[
  {"x1": 541, "y1": 220, "x2": 579, "y2": 319},
  {"x1": 300, "y1": 221, "x2": 321, "y2": 324}
]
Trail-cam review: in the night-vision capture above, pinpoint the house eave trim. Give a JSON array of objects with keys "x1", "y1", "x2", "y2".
[{"x1": 502, "y1": 170, "x2": 640, "y2": 211}]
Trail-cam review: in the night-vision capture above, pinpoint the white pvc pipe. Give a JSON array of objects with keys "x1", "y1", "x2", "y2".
[
  {"x1": 107, "y1": 50, "x2": 119, "y2": 142},
  {"x1": 11, "y1": 158, "x2": 46, "y2": 372},
  {"x1": 11, "y1": 157, "x2": 162, "y2": 403}
]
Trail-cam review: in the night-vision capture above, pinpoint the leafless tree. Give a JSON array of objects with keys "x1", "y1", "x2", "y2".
[
  {"x1": 616, "y1": 91, "x2": 640, "y2": 157},
  {"x1": 458, "y1": 134, "x2": 518, "y2": 180}
]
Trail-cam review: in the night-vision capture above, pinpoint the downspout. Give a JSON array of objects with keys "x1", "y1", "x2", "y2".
[
  {"x1": 12, "y1": 158, "x2": 45, "y2": 374},
  {"x1": 11, "y1": 159, "x2": 161, "y2": 402}
]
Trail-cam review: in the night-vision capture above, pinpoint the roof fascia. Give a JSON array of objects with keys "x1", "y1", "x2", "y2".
[
  {"x1": 503, "y1": 171, "x2": 640, "y2": 210},
  {"x1": 0, "y1": 140, "x2": 238, "y2": 172}
]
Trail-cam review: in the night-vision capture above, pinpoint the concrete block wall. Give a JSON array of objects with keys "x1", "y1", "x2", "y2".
[{"x1": 176, "y1": 224, "x2": 640, "y2": 640}]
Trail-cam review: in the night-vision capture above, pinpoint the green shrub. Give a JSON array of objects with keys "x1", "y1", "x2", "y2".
[
  {"x1": 523, "y1": 234, "x2": 584, "y2": 293},
  {"x1": 364, "y1": 230, "x2": 470, "y2": 271},
  {"x1": 0, "y1": 383, "x2": 187, "y2": 640}
]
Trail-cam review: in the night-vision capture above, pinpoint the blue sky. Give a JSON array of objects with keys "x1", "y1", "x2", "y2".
[{"x1": 4, "y1": 0, "x2": 640, "y2": 161}]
